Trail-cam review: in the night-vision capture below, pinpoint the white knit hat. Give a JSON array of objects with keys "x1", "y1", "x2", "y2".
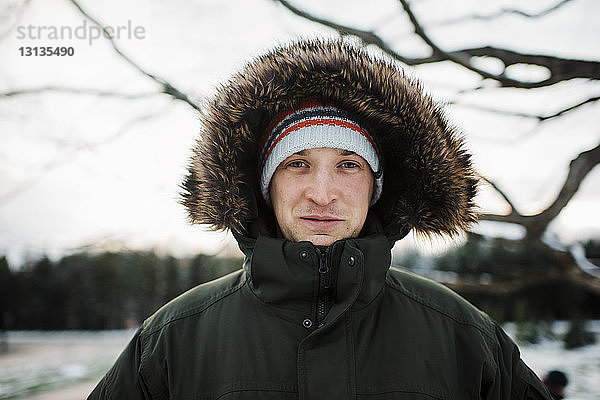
[{"x1": 258, "y1": 101, "x2": 383, "y2": 205}]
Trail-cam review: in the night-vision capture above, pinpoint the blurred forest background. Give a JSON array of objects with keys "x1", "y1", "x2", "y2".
[
  {"x1": 1, "y1": 0, "x2": 600, "y2": 352},
  {"x1": 1, "y1": 239, "x2": 599, "y2": 349}
]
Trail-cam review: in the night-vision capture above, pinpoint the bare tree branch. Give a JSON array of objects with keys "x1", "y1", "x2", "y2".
[
  {"x1": 273, "y1": 0, "x2": 425, "y2": 65},
  {"x1": 1, "y1": 85, "x2": 159, "y2": 99},
  {"x1": 479, "y1": 175, "x2": 521, "y2": 217},
  {"x1": 456, "y1": 234, "x2": 600, "y2": 297},
  {"x1": 451, "y1": 46, "x2": 600, "y2": 88},
  {"x1": 450, "y1": 95, "x2": 600, "y2": 122},
  {"x1": 397, "y1": 0, "x2": 600, "y2": 88},
  {"x1": 0, "y1": 108, "x2": 169, "y2": 206},
  {"x1": 67, "y1": 0, "x2": 200, "y2": 111},
  {"x1": 446, "y1": 270, "x2": 600, "y2": 297},
  {"x1": 479, "y1": 143, "x2": 600, "y2": 240},
  {"x1": 540, "y1": 96, "x2": 600, "y2": 121},
  {"x1": 446, "y1": 239, "x2": 600, "y2": 297},
  {"x1": 531, "y1": 142, "x2": 600, "y2": 233},
  {"x1": 275, "y1": 0, "x2": 600, "y2": 88},
  {"x1": 477, "y1": 212, "x2": 527, "y2": 226},
  {"x1": 433, "y1": 0, "x2": 574, "y2": 27},
  {"x1": 397, "y1": 0, "x2": 526, "y2": 87}
]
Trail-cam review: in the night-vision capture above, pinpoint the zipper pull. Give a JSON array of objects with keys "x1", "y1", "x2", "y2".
[
  {"x1": 318, "y1": 247, "x2": 329, "y2": 274},
  {"x1": 318, "y1": 247, "x2": 330, "y2": 287}
]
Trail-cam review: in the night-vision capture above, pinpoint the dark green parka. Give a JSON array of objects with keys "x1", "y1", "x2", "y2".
[{"x1": 89, "y1": 40, "x2": 551, "y2": 400}]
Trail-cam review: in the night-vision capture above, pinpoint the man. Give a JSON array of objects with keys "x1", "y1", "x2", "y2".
[{"x1": 89, "y1": 39, "x2": 551, "y2": 399}]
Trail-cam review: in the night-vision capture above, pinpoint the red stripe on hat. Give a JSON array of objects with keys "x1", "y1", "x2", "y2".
[
  {"x1": 258, "y1": 100, "x2": 325, "y2": 158},
  {"x1": 261, "y1": 117, "x2": 379, "y2": 170}
]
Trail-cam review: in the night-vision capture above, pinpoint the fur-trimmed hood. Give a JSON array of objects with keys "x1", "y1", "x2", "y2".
[{"x1": 182, "y1": 39, "x2": 477, "y2": 245}]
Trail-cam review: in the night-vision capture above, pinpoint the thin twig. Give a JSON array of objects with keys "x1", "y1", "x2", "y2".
[
  {"x1": 479, "y1": 143, "x2": 600, "y2": 241},
  {"x1": 398, "y1": 0, "x2": 530, "y2": 88},
  {"x1": 539, "y1": 96, "x2": 600, "y2": 121},
  {"x1": 432, "y1": 0, "x2": 574, "y2": 27},
  {"x1": 1, "y1": 86, "x2": 159, "y2": 99},
  {"x1": 449, "y1": 95, "x2": 600, "y2": 121},
  {"x1": 534, "y1": 142, "x2": 600, "y2": 231},
  {"x1": 453, "y1": 46, "x2": 600, "y2": 87},
  {"x1": 479, "y1": 175, "x2": 521, "y2": 217},
  {"x1": 0, "y1": 108, "x2": 169, "y2": 206},
  {"x1": 273, "y1": 0, "x2": 436, "y2": 65},
  {"x1": 67, "y1": 0, "x2": 200, "y2": 111}
]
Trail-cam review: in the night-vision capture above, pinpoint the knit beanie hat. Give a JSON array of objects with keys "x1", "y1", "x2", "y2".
[{"x1": 258, "y1": 101, "x2": 383, "y2": 205}]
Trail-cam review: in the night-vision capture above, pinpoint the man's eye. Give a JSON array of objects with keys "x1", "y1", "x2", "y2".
[
  {"x1": 287, "y1": 160, "x2": 307, "y2": 168},
  {"x1": 340, "y1": 161, "x2": 359, "y2": 169}
]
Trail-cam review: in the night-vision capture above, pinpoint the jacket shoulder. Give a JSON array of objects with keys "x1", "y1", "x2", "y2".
[
  {"x1": 386, "y1": 267, "x2": 496, "y2": 338},
  {"x1": 141, "y1": 268, "x2": 246, "y2": 336}
]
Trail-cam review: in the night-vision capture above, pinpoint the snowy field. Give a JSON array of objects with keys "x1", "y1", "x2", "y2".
[
  {"x1": 0, "y1": 330, "x2": 135, "y2": 399},
  {"x1": 0, "y1": 323, "x2": 598, "y2": 399},
  {"x1": 505, "y1": 321, "x2": 600, "y2": 399}
]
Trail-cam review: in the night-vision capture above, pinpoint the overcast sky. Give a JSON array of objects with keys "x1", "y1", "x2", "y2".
[{"x1": 1, "y1": 0, "x2": 599, "y2": 267}]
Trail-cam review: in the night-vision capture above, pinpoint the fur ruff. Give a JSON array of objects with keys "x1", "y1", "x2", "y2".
[{"x1": 181, "y1": 39, "x2": 478, "y2": 240}]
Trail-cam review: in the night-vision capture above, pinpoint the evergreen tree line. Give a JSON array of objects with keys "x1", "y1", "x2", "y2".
[
  {"x1": 0, "y1": 252, "x2": 241, "y2": 330},
  {"x1": 396, "y1": 239, "x2": 600, "y2": 348},
  {"x1": 460, "y1": 239, "x2": 598, "y2": 320},
  {"x1": 396, "y1": 238, "x2": 600, "y2": 323},
  {"x1": 1, "y1": 239, "x2": 599, "y2": 333}
]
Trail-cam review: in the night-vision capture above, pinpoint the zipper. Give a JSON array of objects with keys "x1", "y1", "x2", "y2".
[{"x1": 316, "y1": 246, "x2": 331, "y2": 327}]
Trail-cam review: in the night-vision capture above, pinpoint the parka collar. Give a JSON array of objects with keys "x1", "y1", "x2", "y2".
[{"x1": 244, "y1": 234, "x2": 392, "y2": 327}]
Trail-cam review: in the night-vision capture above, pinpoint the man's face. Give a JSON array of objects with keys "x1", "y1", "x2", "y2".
[{"x1": 270, "y1": 147, "x2": 374, "y2": 246}]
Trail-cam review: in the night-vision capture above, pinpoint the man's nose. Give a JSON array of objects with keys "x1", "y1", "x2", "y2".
[{"x1": 305, "y1": 168, "x2": 338, "y2": 206}]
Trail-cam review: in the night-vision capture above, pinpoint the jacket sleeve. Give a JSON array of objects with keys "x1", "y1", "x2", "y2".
[
  {"x1": 87, "y1": 329, "x2": 153, "y2": 400},
  {"x1": 484, "y1": 325, "x2": 552, "y2": 400}
]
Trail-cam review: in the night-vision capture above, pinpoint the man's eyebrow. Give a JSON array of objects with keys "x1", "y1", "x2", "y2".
[{"x1": 292, "y1": 149, "x2": 356, "y2": 156}]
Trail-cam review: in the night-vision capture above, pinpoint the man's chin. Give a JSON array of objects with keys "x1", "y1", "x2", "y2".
[
  {"x1": 300, "y1": 233, "x2": 338, "y2": 246},
  {"x1": 285, "y1": 226, "x2": 353, "y2": 246},
  {"x1": 293, "y1": 233, "x2": 343, "y2": 246}
]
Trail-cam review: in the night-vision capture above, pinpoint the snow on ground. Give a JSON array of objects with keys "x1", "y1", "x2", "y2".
[
  {"x1": 0, "y1": 330, "x2": 135, "y2": 399},
  {"x1": 507, "y1": 321, "x2": 600, "y2": 400},
  {"x1": 0, "y1": 323, "x2": 598, "y2": 399}
]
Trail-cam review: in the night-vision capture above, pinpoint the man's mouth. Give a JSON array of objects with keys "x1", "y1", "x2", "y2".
[
  {"x1": 299, "y1": 216, "x2": 344, "y2": 230},
  {"x1": 300, "y1": 216, "x2": 343, "y2": 222}
]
